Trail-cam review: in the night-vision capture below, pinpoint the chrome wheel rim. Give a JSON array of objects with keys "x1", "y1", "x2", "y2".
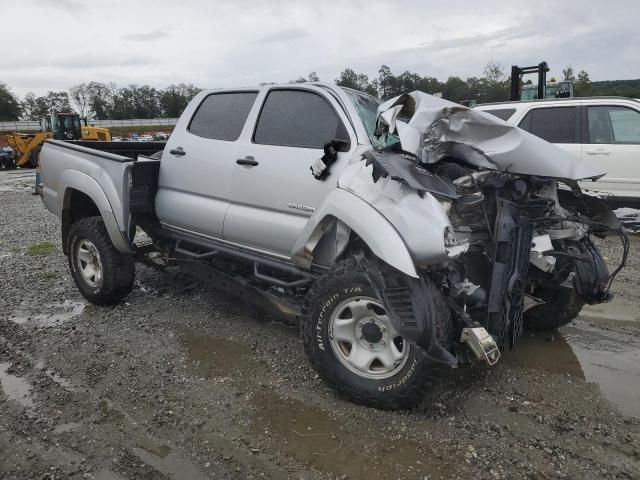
[
  {"x1": 328, "y1": 296, "x2": 410, "y2": 380},
  {"x1": 76, "y1": 239, "x2": 103, "y2": 288}
]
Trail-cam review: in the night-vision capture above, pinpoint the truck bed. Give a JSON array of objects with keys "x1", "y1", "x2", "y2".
[
  {"x1": 62, "y1": 140, "x2": 165, "y2": 160},
  {"x1": 39, "y1": 139, "x2": 162, "y2": 251}
]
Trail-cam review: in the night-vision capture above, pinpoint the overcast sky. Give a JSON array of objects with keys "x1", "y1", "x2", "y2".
[{"x1": 3, "y1": 0, "x2": 639, "y2": 98}]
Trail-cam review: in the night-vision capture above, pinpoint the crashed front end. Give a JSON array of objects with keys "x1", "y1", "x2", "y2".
[{"x1": 345, "y1": 91, "x2": 629, "y2": 366}]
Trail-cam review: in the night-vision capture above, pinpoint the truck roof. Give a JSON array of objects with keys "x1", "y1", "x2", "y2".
[{"x1": 476, "y1": 96, "x2": 640, "y2": 108}]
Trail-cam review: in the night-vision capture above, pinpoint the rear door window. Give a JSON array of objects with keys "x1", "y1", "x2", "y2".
[
  {"x1": 518, "y1": 107, "x2": 579, "y2": 143},
  {"x1": 188, "y1": 92, "x2": 258, "y2": 141},
  {"x1": 253, "y1": 90, "x2": 349, "y2": 149},
  {"x1": 588, "y1": 106, "x2": 640, "y2": 144},
  {"x1": 482, "y1": 108, "x2": 516, "y2": 121}
]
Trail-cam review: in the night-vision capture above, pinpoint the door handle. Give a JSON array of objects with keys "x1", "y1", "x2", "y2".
[
  {"x1": 236, "y1": 156, "x2": 259, "y2": 166},
  {"x1": 585, "y1": 149, "x2": 611, "y2": 155},
  {"x1": 169, "y1": 147, "x2": 186, "y2": 156}
]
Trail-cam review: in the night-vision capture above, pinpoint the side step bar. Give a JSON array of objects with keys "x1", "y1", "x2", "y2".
[{"x1": 176, "y1": 258, "x2": 302, "y2": 324}]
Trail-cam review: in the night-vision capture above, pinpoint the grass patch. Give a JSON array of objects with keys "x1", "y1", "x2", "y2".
[
  {"x1": 11, "y1": 246, "x2": 21, "y2": 253},
  {"x1": 44, "y1": 270, "x2": 59, "y2": 279},
  {"x1": 27, "y1": 242, "x2": 56, "y2": 256}
]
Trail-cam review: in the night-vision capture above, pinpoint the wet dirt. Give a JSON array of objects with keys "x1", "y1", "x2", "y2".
[
  {"x1": 0, "y1": 170, "x2": 33, "y2": 192},
  {"x1": 180, "y1": 333, "x2": 260, "y2": 378},
  {"x1": 1, "y1": 169, "x2": 639, "y2": 479},
  {"x1": 9, "y1": 299, "x2": 85, "y2": 326},
  {"x1": 504, "y1": 301, "x2": 640, "y2": 417},
  {"x1": 580, "y1": 296, "x2": 640, "y2": 323},
  {"x1": 0, "y1": 362, "x2": 35, "y2": 408},
  {"x1": 251, "y1": 389, "x2": 455, "y2": 480},
  {"x1": 563, "y1": 324, "x2": 640, "y2": 418}
]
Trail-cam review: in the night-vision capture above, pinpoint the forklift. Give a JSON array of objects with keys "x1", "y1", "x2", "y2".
[
  {"x1": 510, "y1": 61, "x2": 574, "y2": 101},
  {"x1": 6, "y1": 112, "x2": 111, "y2": 168}
]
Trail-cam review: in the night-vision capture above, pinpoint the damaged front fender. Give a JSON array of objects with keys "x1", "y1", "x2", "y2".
[{"x1": 290, "y1": 188, "x2": 419, "y2": 278}]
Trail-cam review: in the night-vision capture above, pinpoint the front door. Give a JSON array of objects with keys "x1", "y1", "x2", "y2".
[
  {"x1": 156, "y1": 91, "x2": 258, "y2": 239},
  {"x1": 223, "y1": 87, "x2": 355, "y2": 258},
  {"x1": 583, "y1": 105, "x2": 640, "y2": 198}
]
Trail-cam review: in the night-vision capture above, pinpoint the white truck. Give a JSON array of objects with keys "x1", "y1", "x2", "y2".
[
  {"x1": 475, "y1": 97, "x2": 640, "y2": 206},
  {"x1": 38, "y1": 84, "x2": 627, "y2": 409}
]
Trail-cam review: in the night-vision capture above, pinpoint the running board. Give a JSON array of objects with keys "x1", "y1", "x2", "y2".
[{"x1": 176, "y1": 258, "x2": 302, "y2": 324}]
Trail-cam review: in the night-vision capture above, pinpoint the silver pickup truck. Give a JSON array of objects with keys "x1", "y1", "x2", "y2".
[{"x1": 39, "y1": 83, "x2": 628, "y2": 409}]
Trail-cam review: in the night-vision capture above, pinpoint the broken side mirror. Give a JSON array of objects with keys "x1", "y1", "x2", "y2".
[{"x1": 311, "y1": 139, "x2": 349, "y2": 180}]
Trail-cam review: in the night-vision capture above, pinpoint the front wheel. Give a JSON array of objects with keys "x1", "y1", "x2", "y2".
[
  {"x1": 524, "y1": 287, "x2": 586, "y2": 330},
  {"x1": 67, "y1": 216, "x2": 135, "y2": 305},
  {"x1": 301, "y1": 258, "x2": 447, "y2": 410}
]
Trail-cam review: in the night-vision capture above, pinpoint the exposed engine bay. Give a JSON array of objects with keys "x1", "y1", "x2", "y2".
[{"x1": 350, "y1": 91, "x2": 629, "y2": 365}]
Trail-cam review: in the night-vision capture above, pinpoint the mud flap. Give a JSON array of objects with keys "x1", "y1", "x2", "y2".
[{"x1": 355, "y1": 252, "x2": 457, "y2": 367}]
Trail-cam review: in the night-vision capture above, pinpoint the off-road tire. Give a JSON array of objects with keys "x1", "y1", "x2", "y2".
[
  {"x1": 67, "y1": 216, "x2": 135, "y2": 305},
  {"x1": 301, "y1": 257, "x2": 449, "y2": 410},
  {"x1": 524, "y1": 287, "x2": 586, "y2": 330}
]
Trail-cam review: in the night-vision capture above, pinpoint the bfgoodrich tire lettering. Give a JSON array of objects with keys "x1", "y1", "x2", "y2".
[
  {"x1": 67, "y1": 216, "x2": 135, "y2": 305},
  {"x1": 302, "y1": 257, "x2": 448, "y2": 410}
]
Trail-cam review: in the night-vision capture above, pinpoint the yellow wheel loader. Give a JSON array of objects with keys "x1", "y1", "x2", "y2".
[{"x1": 6, "y1": 112, "x2": 111, "y2": 168}]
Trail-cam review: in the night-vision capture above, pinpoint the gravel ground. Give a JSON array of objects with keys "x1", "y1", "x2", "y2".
[{"x1": 1, "y1": 170, "x2": 639, "y2": 480}]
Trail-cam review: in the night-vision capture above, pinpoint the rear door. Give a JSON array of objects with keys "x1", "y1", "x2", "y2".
[
  {"x1": 517, "y1": 105, "x2": 583, "y2": 160},
  {"x1": 155, "y1": 91, "x2": 258, "y2": 239},
  {"x1": 223, "y1": 87, "x2": 356, "y2": 258},
  {"x1": 583, "y1": 104, "x2": 640, "y2": 198}
]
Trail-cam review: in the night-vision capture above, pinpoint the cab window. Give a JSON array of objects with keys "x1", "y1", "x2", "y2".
[
  {"x1": 588, "y1": 106, "x2": 640, "y2": 144},
  {"x1": 518, "y1": 107, "x2": 579, "y2": 143},
  {"x1": 483, "y1": 108, "x2": 516, "y2": 121},
  {"x1": 188, "y1": 92, "x2": 258, "y2": 141},
  {"x1": 253, "y1": 90, "x2": 349, "y2": 149}
]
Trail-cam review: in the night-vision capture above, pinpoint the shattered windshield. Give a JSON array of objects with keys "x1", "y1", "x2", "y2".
[{"x1": 344, "y1": 89, "x2": 398, "y2": 148}]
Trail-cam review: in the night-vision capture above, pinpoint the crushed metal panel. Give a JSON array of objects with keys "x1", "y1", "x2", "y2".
[
  {"x1": 376, "y1": 91, "x2": 607, "y2": 182},
  {"x1": 362, "y1": 149, "x2": 459, "y2": 199}
]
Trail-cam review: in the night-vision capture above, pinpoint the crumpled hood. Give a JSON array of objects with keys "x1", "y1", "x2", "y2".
[{"x1": 376, "y1": 91, "x2": 606, "y2": 182}]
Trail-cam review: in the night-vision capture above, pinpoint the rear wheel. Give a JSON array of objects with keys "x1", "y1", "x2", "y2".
[
  {"x1": 67, "y1": 216, "x2": 135, "y2": 305},
  {"x1": 301, "y1": 257, "x2": 449, "y2": 410},
  {"x1": 524, "y1": 287, "x2": 586, "y2": 330}
]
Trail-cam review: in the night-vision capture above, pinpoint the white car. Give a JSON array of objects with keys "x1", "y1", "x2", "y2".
[
  {"x1": 475, "y1": 97, "x2": 640, "y2": 206},
  {"x1": 139, "y1": 135, "x2": 154, "y2": 142}
]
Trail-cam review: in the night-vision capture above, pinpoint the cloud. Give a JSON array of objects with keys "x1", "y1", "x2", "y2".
[
  {"x1": 4, "y1": 0, "x2": 640, "y2": 99},
  {"x1": 419, "y1": 26, "x2": 539, "y2": 52},
  {"x1": 42, "y1": 0, "x2": 84, "y2": 12},
  {"x1": 253, "y1": 29, "x2": 308, "y2": 44},
  {"x1": 123, "y1": 30, "x2": 169, "y2": 42}
]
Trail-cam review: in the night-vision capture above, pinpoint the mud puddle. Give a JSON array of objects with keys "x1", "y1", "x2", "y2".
[
  {"x1": 0, "y1": 362, "x2": 35, "y2": 408},
  {"x1": 94, "y1": 399, "x2": 208, "y2": 479},
  {"x1": 251, "y1": 390, "x2": 455, "y2": 480},
  {"x1": 9, "y1": 299, "x2": 85, "y2": 327},
  {"x1": 505, "y1": 324, "x2": 640, "y2": 417},
  {"x1": 181, "y1": 333, "x2": 260, "y2": 378},
  {"x1": 580, "y1": 296, "x2": 640, "y2": 323},
  {"x1": 132, "y1": 447, "x2": 209, "y2": 480}
]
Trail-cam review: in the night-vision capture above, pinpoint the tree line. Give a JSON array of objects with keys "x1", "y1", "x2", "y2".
[
  {"x1": 1, "y1": 63, "x2": 638, "y2": 122},
  {"x1": 8, "y1": 82, "x2": 202, "y2": 122}
]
